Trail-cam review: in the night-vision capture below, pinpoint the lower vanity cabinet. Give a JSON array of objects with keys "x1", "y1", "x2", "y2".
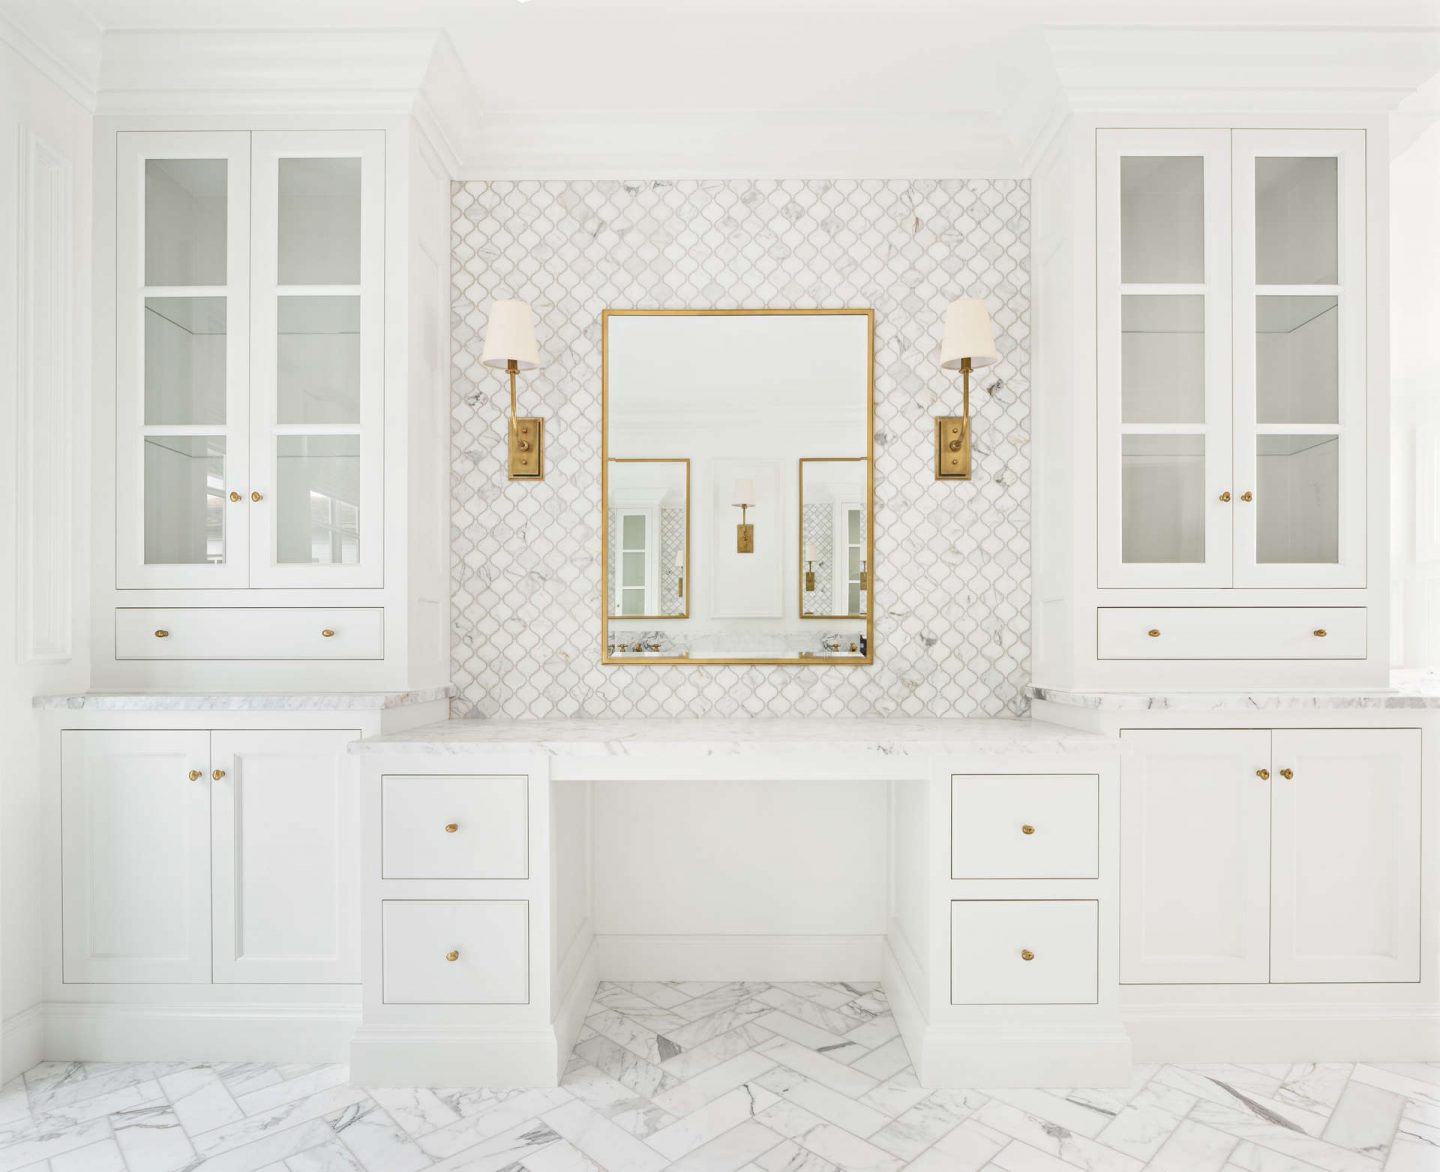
[
  {"x1": 61, "y1": 728, "x2": 361, "y2": 984},
  {"x1": 1120, "y1": 727, "x2": 1422, "y2": 985}
]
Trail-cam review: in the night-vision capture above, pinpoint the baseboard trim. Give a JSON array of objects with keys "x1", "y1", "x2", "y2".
[
  {"x1": 882, "y1": 937, "x2": 926, "y2": 1082},
  {"x1": 1124, "y1": 1002, "x2": 1440, "y2": 1063},
  {"x1": 2, "y1": 1004, "x2": 45, "y2": 1082},
  {"x1": 554, "y1": 934, "x2": 599, "y2": 1070},
  {"x1": 350, "y1": 1025, "x2": 561, "y2": 1088},
  {"x1": 594, "y1": 934, "x2": 883, "y2": 982}
]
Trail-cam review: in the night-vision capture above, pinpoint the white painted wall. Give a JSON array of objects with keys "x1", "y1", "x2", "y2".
[{"x1": 0, "y1": 32, "x2": 93, "y2": 1078}]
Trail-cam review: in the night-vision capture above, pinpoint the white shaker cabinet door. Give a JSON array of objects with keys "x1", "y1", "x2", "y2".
[
  {"x1": 1270, "y1": 728, "x2": 1421, "y2": 982},
  {"x1": 62, "y1": 730, "x2": 213, "y2": 983},
  {"x1": 1120, "y1": 729, "x2": 1272, "y2": 983},
  {"x1": 211, "y1": 730, "x2": 362, "y2": 983}
]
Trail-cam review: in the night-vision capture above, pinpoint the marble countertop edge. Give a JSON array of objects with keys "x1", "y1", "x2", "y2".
[
  {"x1": 33, "y1": 686, "x2": 455, "y2": 712},
  {"x1": 1026, "y1": 677, "x2": 1440, "y2": 711}
]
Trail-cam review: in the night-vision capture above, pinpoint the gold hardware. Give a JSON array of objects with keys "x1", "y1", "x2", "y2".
[
  {"x1": 678, "y1": 574, "x2": 684, "y2": 598},
  {"x1": 1279, "y1": 768, "x2": 1294, "y2": 780},
  {"x1": 1219, "y1": 491, "x2": 1232, "y2": 502},
  {"x1": 445, "y1": 950, "x2": 460, "y2": 962},
  {"x1": 1256, "y1": 768, "x2": 1270, "y2": 780},
  {"x1": 1313, "y1": 628, "x2": 1327, "y2": 638},
  {"x1": 1021, "y1": 824, "x2": 1035, "y2": 835},
  {"x1": 229, "y1": 490, "x2": 241, "y2": 502},
  {"x1": 1240, "y1": 491, "x2": 1253, "y2": 502},
  {"x1": 212, "y1": 769, "x2": 225, "y2": 780},
  {"x1": 849, "y1": 642, "x2": 859, "y2": 652},
  {"x1": 251, "y1": 491, "x2": 263, "y2": 502},
  {"x1": 154, "y1": 629, "x2": 170, "y2": 638},
  {"x1": 805, "y1": 566, "x2": 816, "y2": 592},
  {"x1": 735, "y1": 503, "x2": 755, "y2": 553},
  {"x1": 859, "y1": 562, "x2": 868, "y2": 591},
  {"x1": 321, "y1": 629, "x2": 335, "y2": 638},
  {"x1": 508, "y1": 414, "x2": 544, "y2": 481},
  {"x1": 187, "y1": 769, "x2": 202, "y2": 781},
  {"x1": 935, "y1": 414, "x2": 971, "y2": 481},
  {"x1": 1147, "y1": 628, "x2": 1160, "y2": 638},
  {"x1": 444, "y1": 822, "x2": 459, "y2": 834},
  {"x1": 1020, "y1": 949, "x2": 1035, "y2": 961}
]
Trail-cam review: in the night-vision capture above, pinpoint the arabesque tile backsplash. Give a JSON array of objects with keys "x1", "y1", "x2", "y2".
[{"x1": 450, "y1": 179, "x2": 1029, "y2": 718}]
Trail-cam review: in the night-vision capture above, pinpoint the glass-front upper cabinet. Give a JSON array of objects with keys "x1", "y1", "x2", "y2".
[
  {"x1": 1097, "y1": 130, "x2": 1233, "y2": 588},
  {"x1": 1232, "y1": 130, "x2": 1365, "y2": 587},
  {"x1": 115, "y1": 131, "x2": 384, "y2": 589}
]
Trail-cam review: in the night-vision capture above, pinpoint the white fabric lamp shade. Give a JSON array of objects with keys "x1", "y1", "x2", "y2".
[
  {"x1": 939, "y1": 298, "x2": 999, "y2": 370},
  {"x1": 805, "y1": 542, "x2": 816, "y2": 561},
  {"x1": 734, "y1": 478, "x2": 755, "y2": 504},
  {"x1": 481, "y1": 299, "x2": 540, "y2": 370}
]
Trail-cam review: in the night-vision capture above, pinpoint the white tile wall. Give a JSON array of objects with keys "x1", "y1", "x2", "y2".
[{"x1": 451, "y1": 179, "x2": 1030, "y2": 718}]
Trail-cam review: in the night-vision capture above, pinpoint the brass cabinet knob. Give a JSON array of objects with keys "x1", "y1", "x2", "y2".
[
  {"x1": 1279, "y1": 768, "x2": 1294, "y2": 780},
  {"x1": 321, "y1": 629, "x2": 336, "y2": 638},
  {"x1": 444, "y1": 823, "x2": 459, "y2": 834},
  {"x1": 1219, "y1": 491, "x2": 1232, "y2": 502},
  {"x1": 1313, "y1": 628, "x2": 1327, "y2": 638},
  {"x1": 1256, "y1": 768, "x2": 1270, "y2": 780},
  {"x1": 212, "y1": 769, "x2": 226, "y2": 780},
  {"x1": 1021, "y1": 824, "x2": 1036, "y2": 836},
  {"x1": 1147, "y1": 628, "x2": 1161, "y2": 638},
  {"x1": 187, "y1": 770, "x2": 202, "y2": 781},
  {"x1": 229, "y1": 490, "x2": 241, "y2": 502},
  {"x1": 445, "y1": 950, "x2": 460, "y2": 962},
  {"x1": 251, "y1": 491, "x2": 263, "y2": 502},
  {"x1": 1240, "y1": 491, "x2": 1254, "y2": 502},
  {"x1": 154, "y1": 629, "x2": 169, "y2": 638},
  {"x1": 1020, "y1": 949, "x2": 1035, "y2": 962}
]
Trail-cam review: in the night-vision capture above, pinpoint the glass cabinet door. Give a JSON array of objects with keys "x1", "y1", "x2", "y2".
[
  {"x1": 247, "y1": 132, "x2": 384, "y2": 587},
  {"x1": 1097, "y1": 130, "x2": 1233, "y2": 587},
  {"x1": 1232, "y1": 130, "x2": 1366, "y2": 587},
  {"x1": 116, "y1": 133, "x2": 251, "y2": 588}
]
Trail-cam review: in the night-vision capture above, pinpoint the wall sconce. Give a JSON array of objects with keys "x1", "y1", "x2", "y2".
[
  {"x1": 804, "y1": 543, "x2": 817, "y2": 592},
  {"x1": 676, "y1": 549, "x2": 685, "y2": 598},
  {"x1": 734, "y1": 478, "x2": 755, "y2": 553},
  {"x1": 935, "y1": 297, "x2": 998, "y2": 481},
  {"x1": 859, "y1": 559, "x2": 869, "y2": 591},
  {"x1": 481, "y1": 299, "x2": 543, "y2": 481}
]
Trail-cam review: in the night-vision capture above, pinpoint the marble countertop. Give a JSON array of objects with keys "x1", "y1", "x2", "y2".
[
  {"x1": 1027, "y1": 671, "x2": 1440, "y2": 712},
  {"x1": 348, "y1": 716, "x2": 1111, "y2": 756},
  {"x1": 34, "y1": 686, "x2": 454, "y2": 712}
]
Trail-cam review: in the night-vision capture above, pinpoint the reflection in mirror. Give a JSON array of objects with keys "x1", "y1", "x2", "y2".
[
  {"x1": 603, "y1": 310, "x2": 873, "y2": 664},
  {"x1": 606, "y1": 459, "x2": 689, "y2": 619},
  {"x1": 799, "y1": 459, "x2": 868, "y2": 618}
]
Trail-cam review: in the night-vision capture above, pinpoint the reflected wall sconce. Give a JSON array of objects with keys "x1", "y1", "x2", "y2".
[
  {"x1": 804, "y1": 543, "x2": 817, "y2": 592},
  {"x1": 734, "y1": 478, "x2": 756, "y2": 553},
  {"x1": 859, "y1": 559, "x2": 869, "y2": 591},
  {"x1": 481, "y1": 299, "x2": 543, "y2": 481},
  {"x1": 676, "y1": 549, "x2": 685, "y2": 598},
  {"x1": 936, "y1": 297, "x2": 998, "y2": 481}
]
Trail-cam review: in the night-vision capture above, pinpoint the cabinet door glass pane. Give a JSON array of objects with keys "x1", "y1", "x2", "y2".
[
  {"x1": 277, "y1": 295, "x2": 360, "y2": 424},
  {"x1": 145, "y1": 297, "x2": 226, "y2": 426},
  {"x1": 277, "y1": 158, "x2": 361, "y2": 286},
  {"x1": 1256, "y1": 434, "x2": 1339, "y2": 564},
  {"x1": 1122, "y1": 434, "x2": 1205, "y2": 564},
  {"x1": 1122, "y1": 295, "x2": 1204, "y2": 424},
  {"x1": 1257, "y1": 295, "x2": 1338, "y2": 425},
  {"x1": 145, "y1": 159, "x2": 227, "y2": 286},
  {"x1": 1121, "y1": 156, "x2": 1204, "y2": 284},
  {"x1": 275, "y1": 435, "x2": 360, "y2": 565},
  {"x1": 1256, "y1": 157, "x2": 1337, "y2": 285},
  {"x1": 144, "y1": 436, "x2": 226, "y2": 564}
]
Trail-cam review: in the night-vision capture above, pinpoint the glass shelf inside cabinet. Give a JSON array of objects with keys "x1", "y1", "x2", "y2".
[
  {"x1": 1122, "y1": 294, "x2": 1204, "y2": 425},
  {"x1": 145, "y1": 159, "x2": 227, "y2": 287},
  {"x1": 1121, "y1": 434, "x2": 1206, "y2": 564},
  {"x1": 143, "y1": 435, "x2": 227, "y2": 565},
  {"x1": 277, "y1": 295, "x2": 360, "y2": 425},
  {"x1": 276, "y1": 435, "x2": 360, "y2": 566}
]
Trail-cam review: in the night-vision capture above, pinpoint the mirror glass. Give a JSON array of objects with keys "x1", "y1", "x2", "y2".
[{"x1": 604, "y1": 310, "x2": 873, "y2": 664}]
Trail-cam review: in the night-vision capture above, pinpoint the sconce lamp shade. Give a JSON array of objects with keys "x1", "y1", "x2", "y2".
[
  {"x1": 939, "y1": 298, "x2": 998, "y2": 370},
  {"x1": 734, "y1": 478, "x2": 756, "y2": 504},
  {"x1": 481, "y1": 300, "x2": 540, "y2": 370}
]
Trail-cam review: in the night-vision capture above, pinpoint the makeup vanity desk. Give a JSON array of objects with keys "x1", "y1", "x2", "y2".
[{"x1": 347, "y1": 717, "x2": 1128, "y2": 1089}]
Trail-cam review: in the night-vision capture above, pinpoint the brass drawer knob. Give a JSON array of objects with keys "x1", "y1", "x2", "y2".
[
  {"x1": 154, "y1": 629, "x2": 170, "y2": 638},
  {"x1": 212, "y1": 769, "x2": 226, "y2": 780},
  {"x1": 1256, "y1": 768, "x2": 1270, "y2": 780},
  {"x1": 251, "y1": 491, "x2": 263, "y2": 502},
  {"x1": 1021, "y1": 824, "x2": 1035, "y2": 836},
  {"x1": 1020, "y1": 949, "x2": 1035, "y2": 962},
  {"x1": 1219, "y1": 491, "x2": 1232, "y2": 502},
  {"x1": 229, "y1": 490, "x2": 241, "y2": 502},
  {"x1": 445, "y1": 950, "x2": 460, "y2": 962},
  {"x1": 1240, "y1": 491, "x2": 1254, "y2": 502},
  {"x1": 1313, "y1": 628, "x2": 1327, "y2": 638},
  {"x1": 1147, "y1": 628, "x2": 1161, "y2": 638},
  {"x1": 321, "y1": 629, "x2": 336, "y2": 638},
  {"x1": 1279, "y1": 768, "x2": 1294, "y2": 780},
  {"x1": 444, "y1": 823, "x2": 459, "y2": 834},
  {"x1": 187, "y1": 770, "x2": 202, "y2": 781}
]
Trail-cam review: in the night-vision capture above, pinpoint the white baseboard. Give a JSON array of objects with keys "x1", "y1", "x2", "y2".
[
  {"x1": 594, "y1": 934, "x2": 883, "y2": 982},
  {"x1": 554, "y1": 936, "x2": 599, "y2": 1067},
  {"x1": 881, "y1": 937, "x2": 926, "y2": 1081},
  {"x1": 1124, "y1": 1003, "x2": 1440, "y2": 1063},
  {"x1": 350, "y1": 1025, "x2": 562, "y2": 1088},
  {"x1": 2, "y1": 1004, "x2": 45, "y2": 1082}
]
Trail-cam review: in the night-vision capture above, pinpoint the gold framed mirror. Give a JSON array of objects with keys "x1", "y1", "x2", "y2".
[{"x1": 602, "y1": 308, "x2": 874, "y2": 665}]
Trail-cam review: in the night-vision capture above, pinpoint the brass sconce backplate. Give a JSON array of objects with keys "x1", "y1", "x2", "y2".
[
  {"x1": 935, "y1": 416, "x2": 971, "y2": 480},
  {"x1": 508, "y1": 417, "x2": 544, "y2": 480},
  {"x1": 737, "y1": 523, "x2": 755, "y2": 553}
]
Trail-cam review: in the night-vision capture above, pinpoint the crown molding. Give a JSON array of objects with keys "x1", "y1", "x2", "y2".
[{"x1": 0, "y1": 4, "x2": 100, "y2": 111}]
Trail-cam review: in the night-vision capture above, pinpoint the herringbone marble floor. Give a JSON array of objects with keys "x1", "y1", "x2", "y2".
[{"x1": 2, "y1": 982, "x2": 1436, "y2": 1171}]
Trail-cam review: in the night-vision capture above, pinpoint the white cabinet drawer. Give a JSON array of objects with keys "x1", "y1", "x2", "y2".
[
  {"x1": 382, "y1": 775, "x2": 528, "y2": 879},
  {"x1": 382, "y1": 900, "x2": 528, "y2": 1005},
  {"x1": 951, "y1": 900, "x2": 1098, "y2": 1005},
  {"x1": 115, "y1": 607, "x2": 383, "y2": 660},
  {"x1": 1097, "y1": 607, "x2": 1365, "y2": 660},
  {"x1": 952, "y1": 775, "x2": 1098, "y2": 879}
]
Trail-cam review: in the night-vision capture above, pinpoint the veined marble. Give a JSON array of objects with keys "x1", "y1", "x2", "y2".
[
  {"x1": 33, "y1": 686, "x2": 454, "y2": 712},
  {"x1": 1027, "y1": 674, "x2": 1440, "y2": 712},
  {"x1": 349, "y1": 716, "x2": 1108, "y2": 756}
]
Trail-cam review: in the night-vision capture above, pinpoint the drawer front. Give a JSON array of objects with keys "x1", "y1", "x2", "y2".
[
  {"x1": 952, "y1": 775, "x2": 1098, "y2": 879},
  {"x1": 115, "y1": 608, "x2": 383, "y2": 660},
  {"x1": 382, "y1": 900, "x2": 528, "y2": 1005},
  {"x1": 951, "y1": 900, "x2": 1098, "y2": 1005},
  {"x1": 1098, "y1": 607, "x2": 1365, "y2": 660},
  {"x1": 382, "y1": 775, "x2": 528, "y2": 879}
]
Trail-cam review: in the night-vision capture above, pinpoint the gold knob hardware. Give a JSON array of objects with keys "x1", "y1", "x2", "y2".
[
  {"x1": 1020, "y1": 949, "x2": 1035, "y2": 962},
  {"x1": 321, "y1": 629, "x2": 335, "y2": 638},
  {"x1": 187, "y1": 770, "x2": 202, "y2": 781},
  {"x1": 229, "y1": 490, "x2": 241, "y2": 502},
  {"x1": 1021, "y1": 824, "x2": 1035, "y2": 835},
  {"x1": 251, "y1": 491, "x2": 263, "y2": 502},
  {"x1": 1219, "y1": 491, "x2": 1232, "y2": 502},
  {"x1": 1256, "y1": 768, "x2": 1270, "y2": 780},
  {"x1": 1313, "y1": 629, "x2": 1327, "y2": 638},
  {"x1": 445, "y1": 950, "x2": 459, "y2": 962},
  {"x1": 444, "y1": 823, "x2": 458, "y2": 834},
  {"x1": 1240, "y1": 491, "x2": 1254, "y2": 502},
  {"x1": 1280, "y1": 768, "x2": 1294, "y2": 780},
  {"x1": 154, "y1": 629, "x2": 169, "y2": 638},
  {"x1": 212, "y1": 769, "x2": 225, "y2": 780},
  {"x1": 1147, "y1": 628, "x2": 1161, "y2": 638}
]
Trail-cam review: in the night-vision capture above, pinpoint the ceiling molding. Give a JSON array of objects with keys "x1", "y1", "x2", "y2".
[{"x1": 0, "y1": 4, "x2": 100, "y2": 111}]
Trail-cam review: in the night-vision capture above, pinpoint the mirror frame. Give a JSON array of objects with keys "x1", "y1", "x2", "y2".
[
  {"x1": 604, "y1": 457, "x2": 692, "y2": 622},
  {"x1": 601, "y1": 307, "x2": 875, "y2": 666}
]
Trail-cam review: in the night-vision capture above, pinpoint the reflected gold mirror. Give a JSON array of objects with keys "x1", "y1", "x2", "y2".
[{"x1": 602, "y1": 309, "x2": 874, "y2": 665}]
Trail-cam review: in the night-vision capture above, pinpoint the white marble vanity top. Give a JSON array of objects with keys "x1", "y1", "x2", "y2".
[
  {"x1": 348, "y1": 716, "x2": 1110, "y2": 755},
  {"x1": 33, "y1": 686, "x2": 454, "y2": 712},
  {"x1": 1028, "y1": 671, "x2": 1440, "y2": 712}
]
